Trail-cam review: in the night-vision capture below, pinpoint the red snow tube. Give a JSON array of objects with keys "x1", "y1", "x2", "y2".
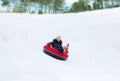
[{"x1": 43, "y1": 44, "x2": 69, "y2": 60}]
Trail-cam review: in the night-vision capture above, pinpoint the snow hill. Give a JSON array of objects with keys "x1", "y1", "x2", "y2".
[{"x1": 0, "y1": 8, "x2": 120, "y2": 81}]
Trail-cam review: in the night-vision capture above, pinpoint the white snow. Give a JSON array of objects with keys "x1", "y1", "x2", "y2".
[{"x1": 0, "y1": 8, "x2": 120, "y2": 81}]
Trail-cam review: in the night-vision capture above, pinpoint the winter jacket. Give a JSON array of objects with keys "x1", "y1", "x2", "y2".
[{"x1": 49, "y1": 39, "x2": 64, "y2": 53}]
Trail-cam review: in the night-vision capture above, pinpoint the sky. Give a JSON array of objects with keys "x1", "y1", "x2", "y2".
[
  {"x1": 0, "y1": 8, "x2": 120, "y2": 81},
  {"x1": 65, "y1": 0, "x2": 78, "y2": 6}
]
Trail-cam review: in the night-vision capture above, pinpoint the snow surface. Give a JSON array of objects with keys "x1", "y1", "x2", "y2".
[{"x1": 0, "y1": 8, "x2": 120, "y2": 81}]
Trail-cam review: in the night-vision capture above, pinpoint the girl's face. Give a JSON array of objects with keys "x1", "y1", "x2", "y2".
[{"x1": 56, "y1": 36, "x2": 61, "y2": 42}]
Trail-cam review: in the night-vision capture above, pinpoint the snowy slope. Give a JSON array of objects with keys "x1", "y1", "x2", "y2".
[{"x1": 0, "y1": 8, "x2": 120, "y2": 81}]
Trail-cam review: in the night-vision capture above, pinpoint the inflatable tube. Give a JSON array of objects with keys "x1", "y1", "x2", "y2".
[{"x1": 43, "y1": 45, "x2": 69, "y2": 60}]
